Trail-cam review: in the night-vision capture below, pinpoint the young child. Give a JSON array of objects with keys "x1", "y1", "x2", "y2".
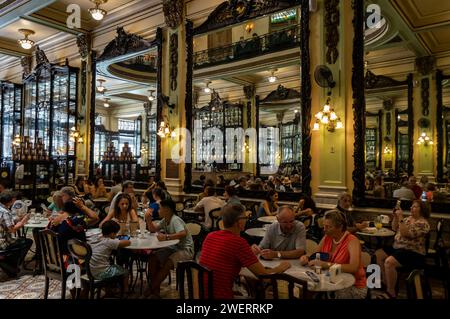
[{"x1": 89, "y1": 220, "x2": 131, "y2": 294}]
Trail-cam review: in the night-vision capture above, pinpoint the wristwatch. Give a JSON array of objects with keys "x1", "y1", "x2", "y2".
[
  {"x1": 277, "y1": 252, "x2": 282, "y2": 258},
  {"x1": 166, "y1": 234, "x2": 170, "y2": 240}
]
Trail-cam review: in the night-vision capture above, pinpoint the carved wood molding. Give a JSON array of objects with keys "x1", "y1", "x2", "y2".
[
  {"x1": 260, "y1": 84, "x2": 301, "y2": 102},
  {"x1": 325, "y1": 0, "x2": 339, "y2": 64},
  {"x1": 156, "y1": 28, "x2": 163, "y2": 182},
  {"x1": 162, "y1": 0, "x2": 183, "y2": 29},
  {"x1": 436, "y1": 70, "x2": 450, "y2": 181},
  {"x1": 193, "y1": 0, "x2": 301, "y2": 35},
  {"x1": 407, "y1": 74, "x2": 414, "y2": 176},
  {"x1": 415, "y1": 56, "x2": 436, "y2": 76},
  {"x1": 34, "y1": 45, "x2": 50, "y2": 67},
  {"x1": 88, "y1": 50, "x2": 97, "y2": 180},
  {"x1": 364, "y1": 70, "x2": 407, "y2": 89},
  {"x1": 170, "y1": 33, "x2": 178, "y2": 91},
  {"x1": 97, "y1": 27, "x2": 156, "y2": 62},
  {"x1": 184, "y1": 20, "x2": 194, "y2": 192},
  {"x1": 20, "y1": 56, "x2": 32, "y2": 78},
  {"x1": 421, "y1": 78, "x2": 430, "y2": 116},
  {"x1": 76, "y1": 33, "x2": 90, "y2": 61},
  {"x1": 243, "y1": 85, "x2": 255, "y2": 100},
  {"x1": 352, "y1": 0, "x2": 366, "y2": 203},
  {"x1": 301, "y1": 0, "x2": 312, "y2": 196}
]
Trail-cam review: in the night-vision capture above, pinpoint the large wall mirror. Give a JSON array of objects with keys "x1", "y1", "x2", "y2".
[
  {"x1": 436, "y1": 70, "x2": 450, "y2": 183},
  {"x1": 352, "y1": 0, "x2": 448, "y2": 212},
  {"x1": 364, "y1": 70, "x2": 413, "y2": 192},
  {"x1": 185, "y1": 0, "x2": 311, "y2": 197},
  {"x1": 91, "y1": 27, "x2": 162, "y2": 181}
]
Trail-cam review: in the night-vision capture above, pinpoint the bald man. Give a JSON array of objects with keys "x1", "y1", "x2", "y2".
[{"x1": 251, "y1": 206, "x2": 306, "y2": 259}]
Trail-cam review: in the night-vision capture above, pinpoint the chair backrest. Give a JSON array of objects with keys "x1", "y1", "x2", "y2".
[
  {"x1": 259, "y1": 273, "x2": 309, "y2": 299},
  {"x1": 406, "y1": 269, "x2": 432, "y2": 299},
  {"x1": 208, "y1": 207, "x2": 222, "y2": 230},
  {"x1": 305, "y1": 239, "x2": 318, "y2": 256},
  {"x1": 67, "y1": 239, "x2": 94, "y2": 280},
  {"x1": 39, "y1": 229, "x2": 66, "y2": 278},
  {"x1": 185, "y1": 220, "x2": 205, "y2": 259},
  {"x1": 183, "y1": 198, "x2": 196, "y2": 209},
  {"x1": 186, "y1": 222, "x2": 202, "y2": 236},
  {"x1": 434, "y1": 218, "x2": 445, "y2": 250},
  {"x1": 361, "y1": 251, "x2": 372, "y2": 268},
  {"x1": 177, "y1": 261, "x2": 213, "y2": 299},
  {"x1": 298, "y1": 216, "x2": 312, "y2": 229}
]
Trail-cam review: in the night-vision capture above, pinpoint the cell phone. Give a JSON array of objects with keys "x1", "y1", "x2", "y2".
[
  {"x1": 305, "y1": 270, "x2": 320, "y2": 283},
  {"x1": 395, "y1": 200, "x2": 401, "y2": 210},
  {"x1": 117, "y1": 235, "x2": 130, "y2": 240}
]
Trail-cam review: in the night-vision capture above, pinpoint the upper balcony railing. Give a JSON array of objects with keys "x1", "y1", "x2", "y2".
[{"x1": 193, "y1": 25, "x2": 301, "y2": 69}]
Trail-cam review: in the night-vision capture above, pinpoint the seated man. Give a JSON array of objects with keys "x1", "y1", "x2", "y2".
[
  {"x1": 193, "y1": 186, "x2": 224, "y2": 230},
  {"x1": 144, "y1": 199, "x2": 194, "y2": 298},
  {"x1": 199, "y1": 205, "x2": 291, "y2": 299},
  {"x1": 0, "y1": 191, "x2": 33, "y2": 277},
  {"x1": 251, "y1": 206, "x2": 306, "y2": 259}
]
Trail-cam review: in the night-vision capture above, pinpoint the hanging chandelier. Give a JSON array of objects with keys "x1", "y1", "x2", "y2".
[
  {"x1": 18, "y1": 29, "x2": 35, "y2": 50},
  {"x1": 89, "y1": 0, "x2": 107, "y2": 21}
]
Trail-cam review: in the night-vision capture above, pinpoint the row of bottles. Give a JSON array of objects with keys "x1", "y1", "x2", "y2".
[
  {"x1": 12, "y1": 136, "x2": 49, "y2": 161},
  {"x1": 102, "y1": 142, "x2": 134, "y2": 161}
]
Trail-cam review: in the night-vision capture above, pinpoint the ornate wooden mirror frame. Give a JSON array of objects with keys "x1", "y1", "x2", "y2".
[
  {"x1": 89, "y1": 27, "x2": 163, "y2": 180},
  {"x1": 184, "y1": 0, "x2": 312, "y2": 195},
  {"x1": 436, "y1": 70, "x2": 450, "y2": 182}
]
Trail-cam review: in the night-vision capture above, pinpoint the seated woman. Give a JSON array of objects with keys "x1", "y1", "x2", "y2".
[
  {"x1": 257, "y1": 190, "x2": 279, "y2": 217},
  {"x1": 99, "y1": 193, "x2": 139, "y2": 230},
  {"x1": 0, "y1": 191, "x2": 33, "y2": 277},
  {"x1": 300, "y1": 210, "x2": 367, "y2": 299},
  {"x1": 110, "y1": 181, "x2": 139, "y2": 212},
  {"x1": 373, "y1": 176, "x2": 385, "y2": 198},
  {"x1": 223, "y1": 185, "x2": 242, "y2": 207},
  {"x1": 375, "y1": 200, "x2": 430, "y2": 299},
  {"x1": 294, "y1": 194, "x2": 317, "y2": 218},
  {"x1": 93, "y1": 177, "x2": 108, "y2": 199},
  {"x1": 73, "y1": 176, "x2": 87, "y2": 197},
  {"x1": 84, "y1": 177, "x2": 96, "y2": 198}
]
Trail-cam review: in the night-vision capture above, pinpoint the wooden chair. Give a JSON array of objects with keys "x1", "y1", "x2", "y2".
[
  {"x1": 208, "y1": 207, "x2": 222, "y2": 230},
  {"x1": 176, "y1": 260, "x2": 213, "y2": 299},
  {"x1": 67, "y1": 239, "x2": 125, "y2": 299},
  {"x1": 406, "y1": 269, "x2": 432, "y2": 299},
  {"x1": 258, "y1": 273, "x2": 309, "y2": 299},
  {"x1": 185, "y1": 221, "x2": 205, "y2": 260},
  {"x1": 39, "y1": 229, "x2": 68, "y2": 299}
]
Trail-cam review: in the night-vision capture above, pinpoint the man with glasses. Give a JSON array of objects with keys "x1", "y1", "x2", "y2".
[
  {"x1": 199, "y1": 205, "x2": 290, "y2": 299},
  {"x1": 251, "y1": 206, "x2": 306, "y2": 259}
]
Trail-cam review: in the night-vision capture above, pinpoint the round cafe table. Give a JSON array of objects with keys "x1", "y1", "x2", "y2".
[
  {"x1": 24, "y1": 218, "x2": 50, "y2": 229},
  {"x1": 24, "y1": 218, "x2": 49, "y2": 275},
  {"x1": 357, "y1": 227, "x2": 396, "y2": 249},
  {"x1": 245, "y1": 228, "x2": 266, "y2": 238},
  {"x1": 241, "y1": 258, "x2": 355, "y2": 294},
  {"x1": 257, "y1": 216, "x2": 277, "y2": 224},
  {"x1": 125, "y1": 232, "x2": 179, "y2": 250}
]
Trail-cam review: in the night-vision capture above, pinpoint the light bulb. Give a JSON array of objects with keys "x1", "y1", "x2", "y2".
[
  {"x1": 160, "y1": 121, "x2": 165, "y2": 127},
  {"x1": 321, "y1": 115, "x2": 329, "y2": 124},
  {"x1": 330, "y1": 111, "x2": 337, "y2": 121},
  {"x1": 323, "y1": 104, "x2": 330, "y2": 113},
  {"x1": 315, "y1": 111, "x2": 323, "y2": 120},
  {"x1": 336, "y1": 120, "x2": 343, "y2": 129},
  {"x1": 421, "y1": 132, "x2": 426, "y2": 137},
  {"x1": 313, "y1": 122, "x2": 320, "y2": 131},
  {"x1": 19, "y1": 39, "x2": 34, "y2": 50},
  {"x1": 103, "y1": 102, "x2": 109, "y2": 107},
  {"x1": 204, "y1": 87, "x2": 211, "y2": 93},
  {"x1": 148, "y1": 95, "x2": 155, "y2": 101},
  {"x1": 171, "y1": 131, "x2": 176, "y2": 138},
  {"x1": 164, "y1": 127, "x2": 170, "y2": 134},
  {"x1": 429, "y1": 141, "x2": 434, "y2": 145}
]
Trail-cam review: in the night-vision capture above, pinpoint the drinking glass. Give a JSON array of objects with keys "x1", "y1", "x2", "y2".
[{"x1": 375, "y1": 216, "x2": 383, "y2": 230}]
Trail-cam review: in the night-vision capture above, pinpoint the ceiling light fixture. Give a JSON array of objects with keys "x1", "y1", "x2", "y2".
[
  {"x1": 89, "y1": 0, "x2": 107, "y2": 21},
  {"x1": 204, "y1": 81, "x2": 211, "y2": 93},
  {"x1": 103, "y1": 97, "x2": 110, "y2": 108},
  {"x1": 97, "y1": 79, "x2": 106, "y2": 93},
  {"x1": 268, "y1": 69, "x2": 278, "y2": 83},
  {"x1": 148, "y1": 90, "x2": 155, "y2": 101},
  {"x1": 18, "y1": 29, "x2": 35, "y2": 50}
]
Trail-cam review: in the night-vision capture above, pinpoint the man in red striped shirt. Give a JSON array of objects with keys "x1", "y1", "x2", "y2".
[{"x1": 199, "y1": 205, "x2": 290, "y2": 299}]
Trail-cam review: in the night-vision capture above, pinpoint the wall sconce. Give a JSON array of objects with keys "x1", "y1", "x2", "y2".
[
  {"x1": 12, "y1": 134, "x2": 21, "y2": 146},
  {"x1": 89, "y1": 0, "x2": 108, "y2": 21},
  {"x1": 245, "y1": 22, "x2": 254, "y2": 34},
  {"x1": 312, "y1": 97, "x2": 343, "y2": 132},
  {"x1": 18, "y1": 29, "x2": 35, "y2": 50},
  {"x1": 417, "y1": 132, "x2": 433, "y2": 146},
  {"x1": 157, "y1": 119, "x2": 175, "y2": 139},
  {"x1": 103, "y1": 97, "x2": 110, "y2": 108},
  {"x1": 148, "y1": 90, "x2": 155, "y2": 101},
  {"x1": 69, "y1": 126, "x2": 84, "y2": 143},
  {"x1": 383, "y1": 146, "x2": 392, "y2": 154}
]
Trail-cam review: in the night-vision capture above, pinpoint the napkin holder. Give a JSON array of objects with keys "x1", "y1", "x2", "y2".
[{"x1": 329, "y1": 263, "x2": 341, "y2": 283}]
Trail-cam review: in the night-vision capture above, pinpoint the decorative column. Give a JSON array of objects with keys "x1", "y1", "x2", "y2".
[
  {"x1": 160, "y1": 0, "x2": 188, "y2": 196},
  {"x1": 415, "y1": 56, "x2": 436, "y2": 178},
  {"x1": 243, "y1": 84, "x2": 256, "y2": 175}
]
